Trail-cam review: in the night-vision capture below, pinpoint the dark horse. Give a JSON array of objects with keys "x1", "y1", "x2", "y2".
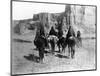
[
  {"x1": 34, "y1": 36, "x2": 47, "y2": 63},
  {"x1": 34, "y1": 23, "x2": 48, "y2": 63},
  {"x1": 56, "y1": 18, "x2": 64, "y2": 53},
  {"x1": 57, "y1": 30, "x2": 66, "y2": 53},
  {"x1": 66, "y1": 26, "x2": 76, "y2": 58}
]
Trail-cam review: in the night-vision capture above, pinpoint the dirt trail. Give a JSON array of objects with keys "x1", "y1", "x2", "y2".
[
  {"x1": 12, "y1": 34, "x2": 96, "y2": 74},
  {"x1": 12, "y1": 40, "x2": 95, "y2": 74}
]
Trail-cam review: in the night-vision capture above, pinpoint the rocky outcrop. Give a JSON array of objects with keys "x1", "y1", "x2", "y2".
[
  {"x1": 13, "y1": 5, "x2": 96, "y2": 37},
  {"x1": 69, "y1": 5, "x2": 96, "y2": 35}
]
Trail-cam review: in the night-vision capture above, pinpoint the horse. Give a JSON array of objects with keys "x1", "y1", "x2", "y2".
[
  {"x1": 48, "y1": 26, "x2": 58, "y2": 54},
  {"x1": 76, "y1": 30, "x2": 82, "y2": 47},
  {"x1": 56, "y1": 29, "x2": 69, "y2": 53},
  {"x1": 47, "y1": 35, "x2": 58, "y2": 54},
  {"x1": 57, "y1": 36, "x2": 66, "y2": 53},
  {"x1": 65, "y1": 26, "x2": 76, "y2": 59},
  {"x1": 34, "y1": 36, "x2": 47, "y2": 62},
  {"x1": 56, "y1": 30, "x2": 63, "y2": 52},
  {"x1": 34, "y1": 23, "x2": 48, "y2": 63}
]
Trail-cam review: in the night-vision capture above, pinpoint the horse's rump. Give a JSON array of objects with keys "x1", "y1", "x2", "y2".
[
  {"x1": 48, "y1": 35, "x2": 58, "y2": 43},
  {"x1": 34, "y1": 36, "x2": 46, "y2": 49},
  {"x1": 67, "y1": 36, "x2": 76, "y2": 46},
  {"x1": 57, "y1": 37, "x2": 66, "y2": 46}
]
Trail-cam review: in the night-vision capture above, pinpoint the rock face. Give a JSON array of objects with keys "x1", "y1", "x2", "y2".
[
  {"x1": 13, "y1": 5, "x2": 96, "y2": 37},
  {"x1": 33, "y1": 13, "x2": 61, "y2": 33},
  {"x1": 13, "y1": 19, "x2": 33, "y2": 35},
  {"x1": 70, "y1": 5, "x2": 96, "y2": 36}
]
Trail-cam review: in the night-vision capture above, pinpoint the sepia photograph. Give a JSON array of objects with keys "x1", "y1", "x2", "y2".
[{"x1": 11, "y1": 0, "x2": 97, "y2": 75}]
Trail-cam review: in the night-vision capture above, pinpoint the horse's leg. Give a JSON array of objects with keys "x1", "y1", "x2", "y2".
[
  {"x1": 38, "y1": 48, "x2": 42, "y2": 62},
  {"x1": 62, "y1": 44, "x2": 64, "y2": 53},
  {"x1": 47, "y1": 40, "x2": 50, "y2": 49},
  {"x1": 42, "y1": 47, "x2": 45, "y2": 62},
  {"x1": 63, "y1": 45, "x2": 66, "y2": 53},
  {"x1": 62, "y1": 47, "x2": 63, "y2": 53},
  {"x1": 49, "y1": 41, "x2": 52, "y2": 54},
  {"x1": 80, "y1": 38, "x2": 82, "y2": 47},
  {"x1": 52, "y1": 42, "x2": 55, "y2": 54},
  {"x1": 39, "y1": 47, "x2": 44, "y2": 63},
  {"x1": 71, "y1": 45, "x2": 75, "y2": 59},
  {"x1": 58, "y1": 44, "x2": 61, "y2": 53},
  {"x1": 68, "y1": 45, "x2": 71, "y2": 58},
  {"x1": 62, "y1": 43, "x2": 66, "y2": 53},
  {"x1": 61, "y1": 43, "x2": 63, "y2": 53},
  {"x1": 57, "y1": 41, "x2": 60, "y2": 53},
  {"x1": 50, "y1": 41, "x2": 55, "y2": 55}
]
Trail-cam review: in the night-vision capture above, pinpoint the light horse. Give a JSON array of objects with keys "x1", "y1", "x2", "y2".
[{"x1": 48, "y1": 26, "x2": 58, "y2": 54}]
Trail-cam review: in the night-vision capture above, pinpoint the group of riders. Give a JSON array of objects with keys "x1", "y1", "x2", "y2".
[{"x1": 34, "y1": 20, "x2": 82, "y2": 63}]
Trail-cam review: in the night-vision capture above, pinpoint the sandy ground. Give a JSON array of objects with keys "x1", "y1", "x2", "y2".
[{"x1": 11, "y1": 32, "x2": 96, "y2": 75}]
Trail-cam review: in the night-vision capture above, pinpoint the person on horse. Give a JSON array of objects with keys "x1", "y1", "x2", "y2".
[
  {"x1": 34, "y1": 22, "x2": 47, "y2": 63},
  {"x1": 66, "y1": 25, "x2": 76, "y2": 59},
  {"x1": 56, "y1": 18, "x2": 65, "y2": 53},
  {"x1": 48, "y1": 26, "x2": 58, "y2": 54},
  {"x1": 66, "y1": 26, "x2": 75, "y2": 39},
  {"x1": 57, "y1": 17, "x2": 63, "y2": 39}
]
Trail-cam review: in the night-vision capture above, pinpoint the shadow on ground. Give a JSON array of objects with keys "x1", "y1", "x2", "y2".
[
  {"x1": 32, "y1": 48, "x2": 51, "y2": 54},
  {"x1": 23, "y1": 54, "x2": 40, "y2": 63},
  {"x1": 55, "y1": 54, "x2": 69, "y2": 59}
]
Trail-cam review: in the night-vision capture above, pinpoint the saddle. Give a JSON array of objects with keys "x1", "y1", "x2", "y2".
[{"x1": 69, "y1": 36, "x2": 75, "y2": 40}]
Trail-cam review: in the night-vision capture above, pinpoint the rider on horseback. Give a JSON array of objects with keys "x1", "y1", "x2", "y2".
[
  {"x1": 34, "y1": 22, "x2": 46, "y2": 63},
  {"x1": 66, "y1": 25, "x2": 76, "y2": 59}
]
